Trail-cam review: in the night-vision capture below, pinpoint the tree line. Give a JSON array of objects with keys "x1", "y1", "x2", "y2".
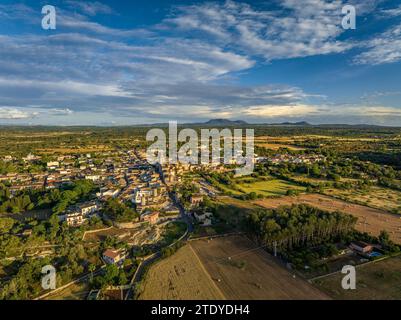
[{"x1": 245, "y1": 204, "x2": 357, "y2": 252}]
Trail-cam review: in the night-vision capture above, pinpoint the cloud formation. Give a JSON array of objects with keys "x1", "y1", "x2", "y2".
[{"x1": 0, "y1": 0, "x2": 399, "y2": 125}]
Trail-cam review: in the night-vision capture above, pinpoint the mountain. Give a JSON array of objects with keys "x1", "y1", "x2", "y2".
[
  {"x1": 269, "y1": 121, "x2": 312, "y2": 126},
  {"x1": 202, "y1": 119, "x2": 248, "y2": 126}
]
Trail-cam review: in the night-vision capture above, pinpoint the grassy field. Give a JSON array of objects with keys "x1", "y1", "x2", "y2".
[
  {"x1": 254, "y1": 193, "x2": 401, "y2": 243},
  {"x1": 313, "y1": 255, "x2": 401, "y2": 299},
  {"x1": 139, "y1": 245, "x2": 225, "y2": 300},
  {"x1": 237, "y1": 178, "x2": 305, "y2": 196},
  {"x1": 38, "y1": 145, "x2": 112, "y2": 154},
  {"x1": 255, "y1": 143, "x2": 306, "y2": 150},
  {"x1": 323, "y1": 186, "x2": 401, "y2": 214},
  {"x1": 44, "y1": 282, "x2": 90, "y2": 300},
  {"x1": 190, "y1": 235, "x2": 329, "y2": 300}
]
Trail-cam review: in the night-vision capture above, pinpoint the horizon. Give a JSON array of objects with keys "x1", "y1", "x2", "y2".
[
  {"x1": 0, "y1": 118, "x2": 400, "y2": 128},
  {"x1": 0, "y1": 0, "x2": 401, "y2": 126}
]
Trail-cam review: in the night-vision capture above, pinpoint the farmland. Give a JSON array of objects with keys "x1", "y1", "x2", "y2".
[
  {"x1": 190, "y1": 235, "x2": 329, "y2": 300},
  {"x1": 209, "y1": 175, "x2": 306, "y2": 197},
  {"x1": 313, "y1": 255, "x2": 401, "y2": 300},
  {"x1": 254, "y1": 194, "x2": 401, "y2": 243},
  {"x1": 322, "y1": 186, "x2": 401, "y2": 214},
  {"x1": 237, "y1": 178, "x2": 305, "y2": 197},
  {"x1": 138, "y1": 245, "x2": 225, "y2": 300},
  {"x1": 139, "y1": 235, "x2": 329, "y2": 300},
  {"x1": 255, "y1": 142, "x2": 306, "y2": 151}
]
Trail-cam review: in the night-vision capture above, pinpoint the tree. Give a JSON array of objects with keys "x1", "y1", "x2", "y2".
[
  {"x1": 47, "y1": 214, "x2": 60, "y2": 240},
  {"x1": 0, "y1": 217, "x2": 15, "y2": 234},
  {"x1": 89, "y1": 264, "x2": 96, "y2": 281}
]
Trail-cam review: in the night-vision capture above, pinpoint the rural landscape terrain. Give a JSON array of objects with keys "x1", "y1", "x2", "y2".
[
  {"x1": 1, "y1": 0, "x2": 401, "y2": 305},
  {"x1": 1, "y1": 123, "x2": 401, "y2": 300}
]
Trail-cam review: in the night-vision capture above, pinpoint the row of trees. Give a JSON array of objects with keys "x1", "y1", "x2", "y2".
[{"x1": 245, "y1": 204, "x2": 357, "y2": 252}]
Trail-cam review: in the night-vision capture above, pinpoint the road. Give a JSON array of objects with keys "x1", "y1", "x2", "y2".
[
  {"x1": 125, "y1": 163, "x2": 196, "y2": 299},
  {"x1": 125, "y1": 183, "x2": 193, "y2": 299}
]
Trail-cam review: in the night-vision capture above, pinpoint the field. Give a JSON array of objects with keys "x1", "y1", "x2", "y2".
[
  {"x1": 213, "y1": 196, "x2": 260, "y2": 226},
  {"x1": 139, "y1": 245, "x2": 225, "y2": 300},
  {"x1": 237, "y1": 178, "x2": 305, "y2": 196},
  {"x1": 254, "y1": 194, "x2": 401, "y2": 243},
  {"x1": 38, "y1": 145, "x2": 112, "y2": 154},
  {"x1": 323, "y1": 186, "x2": 401, "y2": 214},
  {"x1": 255, "y1": 143, "x2": 306, "y2": 150},
  {"x1": 190, "y1": 235, "x2": 329, "y2": 300},
  {"x1": 44, "y1": 282, "x2": 90, "y2": 300},
  {"x1": 313, "y1": 255, "x2": 401, "y2": 299}
]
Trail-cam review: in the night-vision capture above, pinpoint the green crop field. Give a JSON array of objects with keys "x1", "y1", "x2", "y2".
[{"x1": 237, "y1": 179, "x2": 305, "y2": 196}]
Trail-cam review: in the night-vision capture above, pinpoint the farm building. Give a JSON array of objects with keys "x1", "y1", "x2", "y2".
[{"x1": 350, "y1": 241, "x2": 373, "y2": 254}]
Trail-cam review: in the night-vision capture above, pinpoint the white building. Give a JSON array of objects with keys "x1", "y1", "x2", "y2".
[{"x1": 194, "y1": 212, "x2": 213, "y2": 226}]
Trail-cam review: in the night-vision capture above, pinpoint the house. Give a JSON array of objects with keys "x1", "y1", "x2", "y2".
[
  {"x1": 79, "y1": 201, "x2": 98, "y2": 216},
  {"x1": 97, "y1": 188, "x2": 120, "y2": 199},
  {"x1": 103, "y1": 249, "x2": 126, "y2": 265},
  {"x1": 194, "y1": 212, "x2": 213, "y2": 226},
  {"x1": 350, "y1": 241, "x2": 373, "y2": 254},
  {"x1": 47, "y1": 161, "x2": 60, "y2": 169},
  {"x1": 190, "y1": 194, "x2": 203, "y2": 207},
  {"x1": 65, "y1": 212, "x2": 85, "y2": 227},
  {"x1": 85, "y1": 174, "x2": 101, "y2": 182},
  {"x1": 141, "y1": 211, "x2": 159, "y2": 224}
]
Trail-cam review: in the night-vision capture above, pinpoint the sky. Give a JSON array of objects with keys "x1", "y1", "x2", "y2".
[{"x1": 0, "y1": 0, "x2": 401, "y2": 126}]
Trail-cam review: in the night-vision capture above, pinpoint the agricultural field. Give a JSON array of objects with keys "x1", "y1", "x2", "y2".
[
  {"x1": 322, "y1": 186, "x2": 401, "y2": 214},
  {"x1": 313, "y1": 255, "x2": 401, "y2": 300},
  {"x1": 37, "y1": 145, "x2": 112, "y2": 154},
  {"x1": 237, "y1": 178, "x2": 305, "y2": 197},
  {"x1": 254, "y1": 194, "x2": 401, "y2": 243},
  {"x1": 139, "y1": 245, "x2": 225, "y2": 300},
  {"x1": 190, "y1": 235, "x2": 329, "y2": 300},
  {"x1": 254, "y1": 136, "x2": 307, "y2": 150},
  {"x1": 255, "y1": 143, "x2": 306, "y2": 150},
  {"x1": 289, "y1": 174, "x2": 359, "y2": 186}
]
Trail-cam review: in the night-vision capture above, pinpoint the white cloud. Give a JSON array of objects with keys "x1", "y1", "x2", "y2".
[
  {"x1": 381, "y1": 5, "x2": 401, "y2": 17},
  {"x1": 0, "y1": 107, "x2": 38, "y2": 119},
  {"x1": 65, "y1": 1, "x2": 114, "y2": 16},
  {"x1": 354, "y1": 23, "x2": 401, "y2": 65},
  {"x1": 164, "y1": 0, "x2": 354, "y2": 60},
  {"x1": 244, "y1": 104, "x2": 319, "y2": 117},
  {"x1": 48, "y1": 108, "x2": 74, "y2": 116}
]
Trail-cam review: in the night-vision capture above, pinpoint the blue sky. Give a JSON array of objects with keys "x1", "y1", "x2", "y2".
[{"x1": 0, "y1": 0, "x2": 400, "y2": 126}]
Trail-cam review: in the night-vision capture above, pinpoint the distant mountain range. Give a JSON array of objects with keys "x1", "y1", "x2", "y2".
[
  {"x1": 0, "y1": 119, "x2": 397, "y2": 128},
  {"x1": 191, "y1": 119, "x2": 311, "y2": 126},
  {"x1": 201, "y1": 119, "x2": 249, "y2": 126}
]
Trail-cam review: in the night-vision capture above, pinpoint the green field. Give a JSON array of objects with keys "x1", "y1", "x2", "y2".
[{"x1": 237, "y1": 178, "x2": 305, "y2": 196}]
